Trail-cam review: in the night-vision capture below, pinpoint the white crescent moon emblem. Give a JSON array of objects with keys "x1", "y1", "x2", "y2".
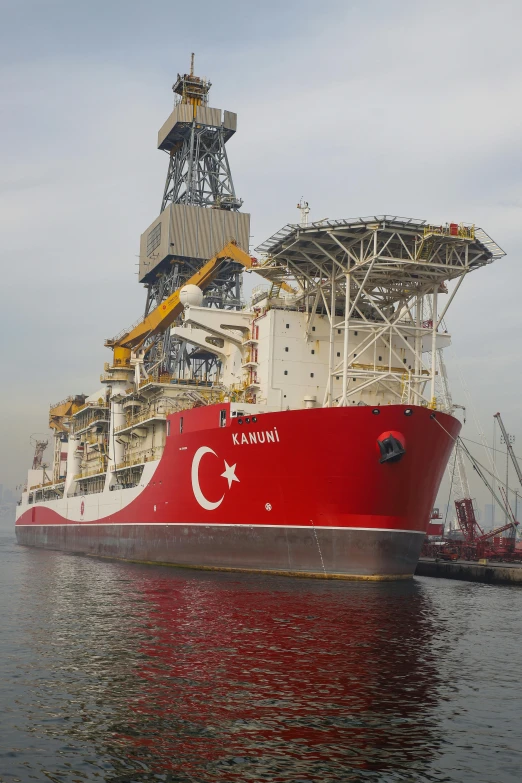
[{"x1": 191, "y1": 446, "x2": 225, "y2": 510}]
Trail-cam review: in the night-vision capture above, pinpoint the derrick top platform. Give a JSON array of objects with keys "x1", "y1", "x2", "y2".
[{"x1": 158, "y1": 55, "x2": 237, "y2": 152}]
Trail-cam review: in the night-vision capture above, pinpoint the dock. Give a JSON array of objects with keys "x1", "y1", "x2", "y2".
[{"x1": 416, "y1": 558, "x2": 522, "y2": 585}]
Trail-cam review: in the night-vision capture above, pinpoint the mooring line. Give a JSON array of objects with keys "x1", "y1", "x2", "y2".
[{"x1": 310, "y1": 519, "x2": 326, "y2": 575}]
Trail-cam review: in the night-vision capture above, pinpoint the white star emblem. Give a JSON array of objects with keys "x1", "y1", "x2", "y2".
[{"x1": 221, "y1": 460, "x2": 240, "y2": 489}]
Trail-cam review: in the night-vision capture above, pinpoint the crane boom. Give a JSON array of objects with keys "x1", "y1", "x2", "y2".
[
  {"x1": 49, "y1": 395, "x2": 87, "y2": 432},
  {"x1": 458, "y1": 439, "x2": 509, "y2": 514},
  {"x1": 106, "y1": 241, "x2": 254, "y2": 357},
  {"x1": 494, "y1": 412, "x2": 522, "y2": 486},
  {"x1": 476, "y1": 519, "x2": 519, "y2": 543},
  {"x1": 458, "y1": 438, "x2": 518, "y2": 535}
]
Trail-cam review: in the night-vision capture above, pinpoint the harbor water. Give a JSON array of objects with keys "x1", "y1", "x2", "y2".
[{"x1": 0, "y1": 527, "x2": 521, "y2": 782}]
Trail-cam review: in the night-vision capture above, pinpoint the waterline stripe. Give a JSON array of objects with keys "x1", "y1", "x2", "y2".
[{"x1": 16, "y1": 522, "x2": 426, "y2": 534}]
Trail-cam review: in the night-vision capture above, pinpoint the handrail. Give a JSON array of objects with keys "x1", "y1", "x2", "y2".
[
  {"x1": 72, "y1": 410, "x2": 110, "y2": 434},
  {"x1": 74, "y1": 461, "x2": 108, "y2": 481},
  {"x1": 138, "y1": 374, "x2": 215, "y2": 388},
  {"x1": 49, "y1": 395, "x2": 79, "y2": 410},
  {"x1": 115, "y1": 409, "x2": 167, "y2": 433},
  {"x1": 114, "y1": 447, "x2": 163, "y2": 471},
  {"x1": 423, "y1": 223, "x2": 475, "y2": 240},
  {"x1": 29, "y1": 480, "x2": 65, "y2": 491},
  {"x1": 73, "y1": 401, "x2": 109, "y2": 416}
]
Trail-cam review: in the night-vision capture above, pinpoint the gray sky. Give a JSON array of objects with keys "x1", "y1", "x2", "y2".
[{"x1": 1, "y1": 0, "x2": 522, "y2": 513}]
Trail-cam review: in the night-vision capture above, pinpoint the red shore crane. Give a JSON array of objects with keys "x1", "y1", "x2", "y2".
[{"x1": 423, "y1": 414, "x2": 521, "y2": 562}]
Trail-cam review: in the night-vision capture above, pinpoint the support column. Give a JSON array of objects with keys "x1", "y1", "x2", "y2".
[
  {"x1": 105, "y1": 384, "x2": 127, "y2": 490},
  {"x1": 328, "y1": 270, "x2": 336, "y2": 406},
  {"x1": 414, "y1": 294, "x2": 421, "y2": 404},
  {"x1": 64, "y1": 435, "x2": 82, "y2": 496},
  {"x1": 341, "y1": 269, "x2": 351, "y2": 406},
  {"x1": 430, "y1": 287, "x2": 438, "y2": 408}
]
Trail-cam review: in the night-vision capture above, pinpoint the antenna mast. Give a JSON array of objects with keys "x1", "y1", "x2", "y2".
[{"x1": 297, "y1": 199, "x2": 310, "y2": 227}]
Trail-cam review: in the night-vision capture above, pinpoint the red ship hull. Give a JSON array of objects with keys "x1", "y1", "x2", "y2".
[{"x1": 16, "y1": 404, "x2": 460, "y2": 579}]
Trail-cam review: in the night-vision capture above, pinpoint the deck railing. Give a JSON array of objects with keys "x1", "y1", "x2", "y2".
[
  {"x1": 114, "y1": 447, "x2": 164, "y2": 471},
  {"x1": 73, "y1": 461, "x2": 108, "y2": 481}
]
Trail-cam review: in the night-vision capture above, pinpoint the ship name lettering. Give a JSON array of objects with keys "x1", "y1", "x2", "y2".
[{"x1": 232, "y1": 427, "x2": 280, "y2": 446}]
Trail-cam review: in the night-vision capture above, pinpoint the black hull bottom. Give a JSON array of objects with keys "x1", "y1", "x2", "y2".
[{"x1": 15, "y1": 524, "x2": 424, "y2": 580}]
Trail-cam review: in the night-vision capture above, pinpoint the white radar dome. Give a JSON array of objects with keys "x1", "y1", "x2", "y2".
[{"x1": 179, "y1": 284, "x2": 204, "y2": 308}]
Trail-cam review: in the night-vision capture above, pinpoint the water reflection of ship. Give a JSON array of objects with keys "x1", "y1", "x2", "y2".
[
  {"x1": 18, "y1": 554, "x2": 446, "y2": 779},
  {"x1": 105, "y1": 573, "x2": 446, "y2": 780}
]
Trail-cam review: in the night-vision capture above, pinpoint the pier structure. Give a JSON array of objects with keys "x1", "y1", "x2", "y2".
[{"x1": 417, "y1": 558, "x2": 522, "y2": 585}]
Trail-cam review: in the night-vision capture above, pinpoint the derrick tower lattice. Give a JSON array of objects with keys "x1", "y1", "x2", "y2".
[
  {"x1": 160, "y1": 56, "x2": 241, "y2": 213},
  {"x1": 137, "y1": 55, "x2": 250, "y2": 379}
]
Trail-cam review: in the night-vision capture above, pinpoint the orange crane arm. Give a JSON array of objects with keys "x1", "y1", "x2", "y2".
[
  {"x1": 49, "y1": 395, "x2": 86, "y2": 432},
  {"x1": 107, "y1": 241, "x2": 254, "y2": 354}
]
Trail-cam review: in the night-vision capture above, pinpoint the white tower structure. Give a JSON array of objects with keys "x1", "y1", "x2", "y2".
[{"x1": 297, "y1": 199, "x2": 310, "y2": 227}]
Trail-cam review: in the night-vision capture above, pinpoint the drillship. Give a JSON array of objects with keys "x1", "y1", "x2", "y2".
[{"x1": 15, "y1": 57, "x2": 505, "y2": 579}]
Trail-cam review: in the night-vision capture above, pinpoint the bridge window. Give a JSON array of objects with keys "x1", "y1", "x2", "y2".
[{"x1": 146, "y1": 223, "x2": 161, "y2": 256}]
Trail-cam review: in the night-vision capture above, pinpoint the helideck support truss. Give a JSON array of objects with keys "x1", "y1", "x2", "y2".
[
  {"x1": 255, "y1": 216, "x2": 505, "y2": 409},
  {"x1": 139, "y1": 61, "x2": 249, "y2": 377}
]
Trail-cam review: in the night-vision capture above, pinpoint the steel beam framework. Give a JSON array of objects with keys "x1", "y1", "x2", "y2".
[
  {"x1": 142, "y1": 258, "x2": 242, "y2": 379},
  {"x1": 161, "y1": 124, "x2": 241, "y2": 213},
  {"x1": 145, "y1": 104, "x2": 243, "y2": 378},
  {"x1": 255, "y1": 216, "x2": 504, "y2": 409}
]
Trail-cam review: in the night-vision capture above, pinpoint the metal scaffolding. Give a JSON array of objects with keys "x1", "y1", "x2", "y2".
[
  {"x1": 140, "y1": 57, "x2": 247, "y2": 378},
  {"x1": 255, "y1": 216, "x2": 505, "y2": 409}
]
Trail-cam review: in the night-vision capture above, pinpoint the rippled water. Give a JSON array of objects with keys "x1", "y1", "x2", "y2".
[{"x1": 0, "y1": 529, "x2": 521, "y2": 782}]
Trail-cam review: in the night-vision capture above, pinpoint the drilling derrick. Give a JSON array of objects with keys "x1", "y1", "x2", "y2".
[
  {"x1": 139, "y1": 55, "x2": 250, "y2": 378},
  {"x1": 160, "y1": 54, "x2": 242, "y2": 213}
]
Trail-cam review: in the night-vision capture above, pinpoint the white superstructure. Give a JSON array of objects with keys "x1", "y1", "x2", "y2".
[{"x1": 17, "y1": 216, "x2": 504, "y2": 515}]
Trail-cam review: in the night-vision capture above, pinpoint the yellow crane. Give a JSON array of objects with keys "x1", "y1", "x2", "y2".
[
  {"x1": 50, "y1": 241, "x2": 295, "y2": 423},
  {"x1": 48, "y1": 395, "x2": 87, "y2": 432},
  {"x1": 105, "y1": 241, "x2": 255, "y2": 367}
]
